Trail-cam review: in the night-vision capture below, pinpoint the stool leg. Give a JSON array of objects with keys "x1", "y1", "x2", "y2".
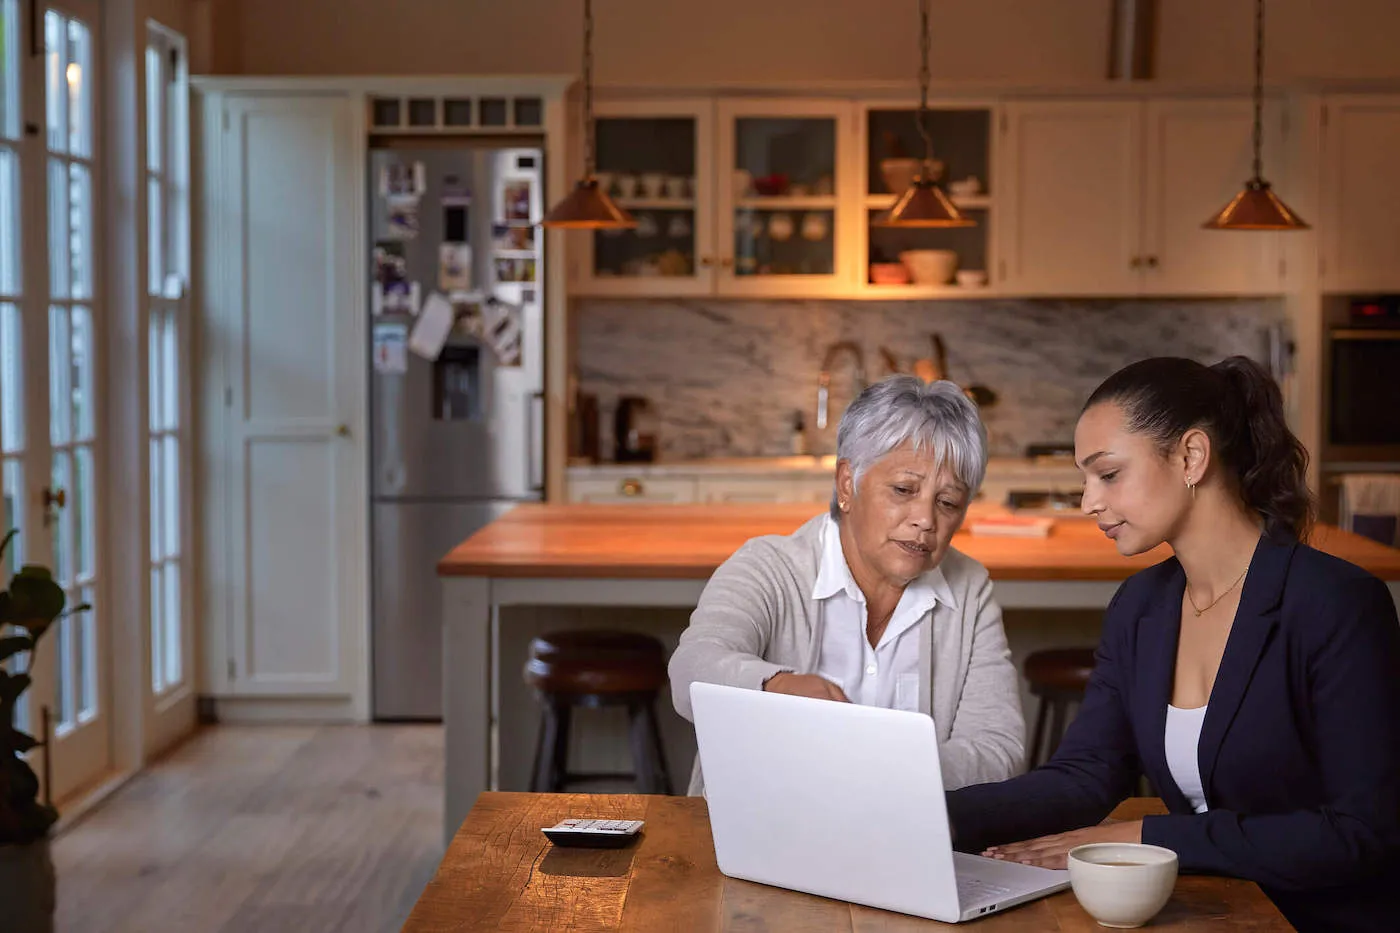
[
  {"x1": 627, "y1": 702, "x2": 659, "y2": 794},
  {"x1": 530, "y1": 702, "x2": 558, "y2": 793},
  {"x1": 549, "y1": 701, "x2": 573, "y2": 792},
  {"x1": 1047, "y1": 697, "x2": 1070, "y2": 763},
  {"x1": 1028, "y1": 696, "x2": 1050, "y2": 769},
  {"x1": 645, "y1": 701, "x2": 673, "y2": 795}
]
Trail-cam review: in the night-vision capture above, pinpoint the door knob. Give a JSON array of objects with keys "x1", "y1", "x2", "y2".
[{"x1": 42, "y1": 486, "x2": 65, "y2": 509}]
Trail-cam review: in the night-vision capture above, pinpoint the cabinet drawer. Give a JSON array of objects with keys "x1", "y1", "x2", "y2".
[{"x1": 568, "y1": 476, "x2": 697, "y2": 503}]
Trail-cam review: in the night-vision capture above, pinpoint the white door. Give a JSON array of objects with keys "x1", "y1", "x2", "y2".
[
  {"x1": 209, "y1": 93, "x2": 365, "y2": 703},
  {"x1": 1320, "y1": 95, "x2": 1400, "y2": 292},
  {"x1": 998, "y1": 101, "x2": 1143, "y2": 295},
  {"x1": 0, "y1": 0, "x2": 110, "y2": 803},
  {"x1": 1141, "y1": 99, "x2": 1283, "y2": 296}
]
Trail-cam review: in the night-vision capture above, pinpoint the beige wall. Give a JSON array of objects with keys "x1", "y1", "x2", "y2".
[{"x1": 205, "y1": 0, "x2": 1400, "y2": 85}]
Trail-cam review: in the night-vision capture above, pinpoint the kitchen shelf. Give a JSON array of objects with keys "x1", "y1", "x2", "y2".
[
  {"x1": 614, "y1": 197, "x2": 696, "y2": 210},
  {"x1": 857, "y1": 282, "x2": 1002, "y2": 299},
  {"x1": 735, "y1": 196, "x2": 838, "y2": 210},
  {"x1": 865, "y1": 193, "x2": 992, "y2": 211}
]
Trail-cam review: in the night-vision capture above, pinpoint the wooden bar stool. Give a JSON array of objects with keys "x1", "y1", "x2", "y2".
[
  {"x1": 524, "y1": 630, "x2": 674, "y2": 795},
  {"x1": 1024, "y1": 647, "x2": 1097, "y2": 768}
]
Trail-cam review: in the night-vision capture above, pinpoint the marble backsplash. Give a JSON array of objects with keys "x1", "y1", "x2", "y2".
[{"x1": 573, "y1": 298, "x2": 1287, "y2": 460}]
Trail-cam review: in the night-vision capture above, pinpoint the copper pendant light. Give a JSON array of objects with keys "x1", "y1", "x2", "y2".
[
  {"x1": 1203, "y1": 0, "x2": 1308, "y2": 231},
  {"x1": 540, "y1": 0, "x2": 636, "y2": 229},
  {"x1": 873, "y1": 0, "x2": 974, "y2": 228}
]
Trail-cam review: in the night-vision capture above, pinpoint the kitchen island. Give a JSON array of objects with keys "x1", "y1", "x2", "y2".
[{"x1": 437, "y1": 503, "x2": 1400, "y2": 843}]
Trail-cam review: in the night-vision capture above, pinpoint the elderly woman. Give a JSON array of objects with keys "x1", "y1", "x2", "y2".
[{"x1": 669, "y1": 375, "x2": 1025, "y2": 796}]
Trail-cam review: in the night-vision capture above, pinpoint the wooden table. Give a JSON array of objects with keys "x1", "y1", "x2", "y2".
[
  {"x1": 436, "y1": 503, "x2": 1400, "y2": 844},
  {"x1": 403, "y1": 793, "x2": 1287, "y2": 931}
]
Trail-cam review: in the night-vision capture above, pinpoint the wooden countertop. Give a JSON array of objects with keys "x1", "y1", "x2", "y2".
[
  {"x1": 438, "y1": 503, "x2": 1400, "y2": 581},
  {"x1": 402, "y1": 792, "x2": 1284, "y2": 931}
]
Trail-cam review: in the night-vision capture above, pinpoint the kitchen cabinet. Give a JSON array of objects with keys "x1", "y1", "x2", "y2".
[
  {"x1": 570, "y1": 98, "x2": 858, "y2": 298},
  {"x1": 997, "y1": 99, "x2": 1285, "y2": 296},
  {"x1": 1319, "y1": 95, "x2": 1400, "y2": 293},
  {"x1": 569, "y1": 475, "x2": 698, "y2": 503}
]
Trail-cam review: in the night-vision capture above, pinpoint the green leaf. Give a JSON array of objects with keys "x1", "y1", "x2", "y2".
[
  {"x1": 6, "y1": 571, "x2": 65, "y2": 636},
  {"x1": 0, "y1": 529, "x2": 16, "y2": 566},
  {"x1": 0, "y1": 633, "x2": 31, "y2": 663},
  {"x1": 8, "y1": 727, "x2": 38, "y2": 754},
  {"x1": 16, "y1": 564, "x2": 53, "y2": 583}
]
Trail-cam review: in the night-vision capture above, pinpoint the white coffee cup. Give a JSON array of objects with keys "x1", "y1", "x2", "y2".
[
  {"x1": 664, "y1": 175, "x2": 689, "y2": 199},
  {"x1": 1068, "y1": 843, "x2": 1178, "y2": 929},
  {"x1": 800, "y1": 212, "x2": 829, "y2": 241},
  {"x1": 615, "y1": 174, "x2": 639, "y2": 198},
  {"x1": 767, "y1": 212, "x2": 795, "y2": 241},
  {"x1": 641, "y1": 172, "x2": 667, "y2": 199}
]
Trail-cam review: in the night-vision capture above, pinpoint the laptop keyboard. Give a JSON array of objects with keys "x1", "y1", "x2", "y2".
[{"x1": 957, "y1": 875, "x2": 1015, "y2": 904}]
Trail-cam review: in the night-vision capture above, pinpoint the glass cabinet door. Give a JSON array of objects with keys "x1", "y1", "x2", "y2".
[
  {"x1": 716, "y1": 100, "x2": 854, "y2": 295},
  {"x1": 577, "y1": 99, "x2": 715, "y2": 296}
]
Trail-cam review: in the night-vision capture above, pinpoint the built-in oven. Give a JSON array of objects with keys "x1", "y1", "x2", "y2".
[{"x1": 1324, "y1": 296, "x2": 1400, "y2": 463}]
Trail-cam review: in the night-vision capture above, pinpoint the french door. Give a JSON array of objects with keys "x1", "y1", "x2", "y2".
[{"x1": 1, "y1": 0, "x2": 109, "y2": 802}]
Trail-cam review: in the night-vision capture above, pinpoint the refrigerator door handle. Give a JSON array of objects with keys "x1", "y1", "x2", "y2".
[{"x1": 528, "y1": 391, "x2": 545, "y2": 492}]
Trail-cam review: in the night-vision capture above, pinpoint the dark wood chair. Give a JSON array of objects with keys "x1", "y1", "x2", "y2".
[
  {"x1": 1023, "y1": 646, "x2": 1097, "y2": 768},
  {"x1": 524, "y1": 630, "x2": 674, "y2": 795}
]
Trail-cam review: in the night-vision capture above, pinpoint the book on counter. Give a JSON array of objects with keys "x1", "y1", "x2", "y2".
[{"x1": 969, "y1": 515, "x2": 1054, "y2": 538}]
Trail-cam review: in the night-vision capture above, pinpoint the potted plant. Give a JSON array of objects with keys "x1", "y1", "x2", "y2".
[{"x1": 0, "y1": 530, "x2": 85, "y2": 933}]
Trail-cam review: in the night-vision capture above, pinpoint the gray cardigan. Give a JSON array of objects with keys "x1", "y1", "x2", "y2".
[{"x1": 669, "y1": 514, "x2": 1025, "y2": 796}]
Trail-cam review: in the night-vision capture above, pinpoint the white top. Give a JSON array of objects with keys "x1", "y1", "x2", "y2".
[
  {"x1": 811, "y1": 515, "x2": 941, "y2": 712},
  {"x1": 1165, "y1": 704, "x2": 1210, "y2": 814}
]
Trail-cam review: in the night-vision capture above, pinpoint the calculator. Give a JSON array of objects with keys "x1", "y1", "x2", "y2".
[{"x1": 541, "y1": 818, "x2": 645, "y2": 848}]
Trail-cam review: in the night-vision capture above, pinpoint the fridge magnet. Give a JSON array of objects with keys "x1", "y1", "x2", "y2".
[
  {"x1": 491, "y1": 223, "x2": 535, "y2": 252},
  {"x1": 481, "y1": 298, "x2": 523, "y2": 367},
  {"x1": 501, "y1": 180, "x2": 533, "y2": 223},
  {"x1": 372, "y1": 241, "x2": 420, "y2": 315},
  {"x1": 440, "y1": 173, "x2": 471, "y2": 206},
  {"x1": 408, "y1": 291, "x2": 455, "y2": 361},
  {"x1": 378, "y1": 160, "x2": 426, "y2": 198},
  {"x1": 450, "y1": 292, "x2": 484, "y2": 338},
  {"x1": 386, "y1": 195, "x2": 421, "y2": 240},
  {"x1": 372, "y1": 322, "x2": 409, "y2": 374},
  {"x1": 494, "y1": 256, "x2": 537, "y2": 283},
  {"x1": 439, "y1": 242, "x2": 473, "y2": 290}
]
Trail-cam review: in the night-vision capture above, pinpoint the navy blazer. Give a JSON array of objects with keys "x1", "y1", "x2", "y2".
[{"x1": 947, "y1": 534, "x2": 1400, "y2": 933}]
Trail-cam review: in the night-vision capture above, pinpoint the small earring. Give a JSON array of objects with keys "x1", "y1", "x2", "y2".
[{"x1": 1186, "y1": 479, "x2": 1196, "y2": 500}]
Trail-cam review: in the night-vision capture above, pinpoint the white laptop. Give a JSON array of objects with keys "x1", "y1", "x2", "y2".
[{"x1": 689, "y1": 681, "x2": 1069, "y2": 923}]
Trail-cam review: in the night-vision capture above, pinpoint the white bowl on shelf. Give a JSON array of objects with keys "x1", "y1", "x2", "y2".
[
  {"x1": 899, "y1": 249, "x2": 958, "y2": 285},
  {"x1": 955, "y1": 269, "x2": 988, "y2": 288}
]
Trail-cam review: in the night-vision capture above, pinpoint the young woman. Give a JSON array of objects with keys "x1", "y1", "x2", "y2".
[{"x1": 947, "y1": 356, "x2": 1400, "y2": 933}]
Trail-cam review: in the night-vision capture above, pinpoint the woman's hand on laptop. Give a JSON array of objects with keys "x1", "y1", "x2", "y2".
[
  {"x1": 981, "y1": 820, "x2": 1144, "y2": 870},
  {"x1": 762, "y1": 673, "x2": 850, "y2": 702}
]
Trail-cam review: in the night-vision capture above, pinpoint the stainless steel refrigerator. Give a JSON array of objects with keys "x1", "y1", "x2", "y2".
[{"x1": 369, "y1": 142, "x2": 544, "y2": 720}]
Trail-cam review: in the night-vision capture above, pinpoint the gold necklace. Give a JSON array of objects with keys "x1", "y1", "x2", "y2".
[{"x1": 1185, "y1": 565, "x2": 1250, "y2": 617}]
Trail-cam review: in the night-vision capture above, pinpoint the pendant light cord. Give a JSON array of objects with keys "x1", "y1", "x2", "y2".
[
  {"x1": 1251, "y1": 0, "x2": 1264, "y2": 182},
  {"x1": 916, "y1": 0, "x2": 934, "y2": 167},
  {"x1": 583, "y1": 0, "x2": 597, "y2": 179}
]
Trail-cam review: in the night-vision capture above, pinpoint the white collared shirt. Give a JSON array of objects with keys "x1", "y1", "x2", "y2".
[{"x1": 812, "y1": 515, "x2": 946, "y2": 711}]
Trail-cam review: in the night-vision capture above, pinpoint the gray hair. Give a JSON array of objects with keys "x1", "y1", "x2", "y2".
[{"x1": 830, "y1": 375, "x2": 988, "y2": 521}]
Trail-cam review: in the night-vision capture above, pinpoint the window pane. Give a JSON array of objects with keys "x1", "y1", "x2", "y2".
[
  {"x1": 68, "y1": 162, "x2": 91, "y2": 299},
  {"x1": 161, "y1": 311, "x2": 178, "y2": 430},
  {"x1": 74, "y1": 444, "x2": 92, "y2": 578},
  {"x1": 148, "y1": 437, "x2": 161, "y2": 561},
  {"x1": 147, "y1": 176, "x2": 162, "y2": 292},
  {"x1": 0, "y1": 302, "x2": 20, "y2": 454},
  {"x1": 0, "y1": 0, "x2": 17, "y2": 140},
  {"x1": 0, "y1": 148, "x2": 17, "y2": 294},
  {"x1": 48, "y1": 306, "x2": 70, "y2": 445},
  {"x1": 50, "y1": 450, "x2": 70, "y2": 583},
  {"x1": 65, "y1": 18, "x2": 90, "y2": 159},
  {"x1": 44, "y1": 11, "x2": 63, "y2": 152},
  {"x1": 2, "y1": 457, "x2": 20, "y2": 568},
  {"x1": 163, "y1": 435, "x2": 179, "y2": 557},
  {"x1": 147, "y1": 311, "x2": 161, "y2": 432},
  {"x1": 47, "y1": 158, "x2": 69, "y2": 298},
  {"x1": 145, "y1": 44, "x2": 161, "y2": 174},
  {"x1": 78, "y1": 584, "x2": 95, "y2": 719},
  {"x1": 55, "y1": 606, "x2": 72, "y2": 729},
  {"x1": 150, "y1": 565, "x2": 164, "y2": 692},
  {"x1": 70, "y1": 304, "x2": 91, "y2": 440},
  {"x1": 163, "y1": 563, "x2": 181, "y2": 686}
]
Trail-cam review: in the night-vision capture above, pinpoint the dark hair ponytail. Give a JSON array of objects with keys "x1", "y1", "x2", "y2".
[{"x1": 1083, "y1": 356, "x2": 1314, "y2": 541}]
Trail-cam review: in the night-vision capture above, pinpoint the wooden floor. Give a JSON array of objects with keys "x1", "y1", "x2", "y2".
[{"x1": 52, "y1": 724, "x2": 444, "y2": 933}]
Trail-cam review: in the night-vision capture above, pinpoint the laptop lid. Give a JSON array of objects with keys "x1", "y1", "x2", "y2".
[{"x1": 690, "y1": 680, "x2": 964, "y2": 922}]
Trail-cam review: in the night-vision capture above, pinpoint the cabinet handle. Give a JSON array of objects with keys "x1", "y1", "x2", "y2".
[
  {"x1": 699, "y1": 256, "x2": 714, "y2": 267},
  {"x1": 720, "y1": 257, "x2": 735, "y2": 269},
  {"x1": 336, "y1": 423, "x2": 351, "y2": 438},
  {"x1": 1145, "y1": 255, "x2": 1159, "y2": 269},
  {"x1": 1129, "y1": 256, "x2": 1142, "y2": 269},
  {"x1": 619, "y1": 478, "x2": 643, "y2": 497}
]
